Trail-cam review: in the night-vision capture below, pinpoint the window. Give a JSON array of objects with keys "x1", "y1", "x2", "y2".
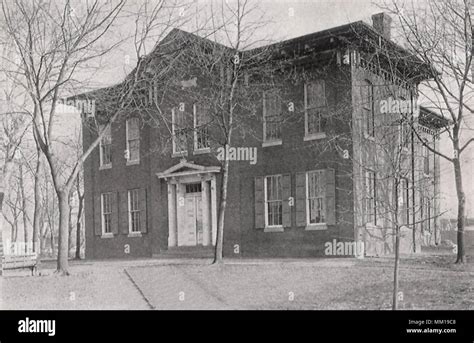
[
  {"x1": 265, "y1": 175, "x2": 282, "y2": 227},
  {"x1": 172, "y1": 107, "x2": 187, "y2": 155},
  {"x1": 186, "y1": 183, "x2": 202, "y2": 193},
  {"x1": 400, "y1": 178, "x2": 410, "y2": 226},
  {"x1": 128, "y1": 189, "x2": 141, "y2": 233},
  {"x1": 400, "y1": 120, "x2": 410, "y2": 149},
  {"x1": 126, "y1": 118, "x2": 140, "y2": 163},
  {"x1": 263, "y1": 90, "x2": 282, "y2": 142},
  {"x1": 304, "y1": 80, "x2": 326, "y2": 137},
  {"x1": 99, "y1": 125, "x2": 112, "y2": 168},
  {"x1": 361, "y1": 80, "x2": 374, "y2": 137},
  {"x1": 423, "y1": 144, "x2": 430, "y2": 175},
  {"x1": 135, "y1": 80, "x2": 154, "y2": 107},
  {"x1": 101, "y1": 193, "x2": 113, "y2": 234},
  {"x1": 194, "y1": 104, "x2": 210, "y2": 151},
  {"x1": 307, "y1": 170, "x2": 325, "y2": 224},
  {"x1": 365, "y1": 170, "x2": 377, "y2": 225}
]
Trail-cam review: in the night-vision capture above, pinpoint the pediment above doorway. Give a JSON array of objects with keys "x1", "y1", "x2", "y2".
[{"x1": 156, "y1": 159, "x2": 220, "y2": 180}]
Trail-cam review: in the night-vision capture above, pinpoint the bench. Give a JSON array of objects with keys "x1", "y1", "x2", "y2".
[{"x1": 1, "y1": 254, "x2": 39, "y2": 276}]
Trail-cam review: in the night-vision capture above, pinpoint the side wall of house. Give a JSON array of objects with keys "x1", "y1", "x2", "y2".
[
  {"x1": 83, "y1": 114, "x2": 153, "y2": 259},
  {"x1": 222, "y1": 61, "x2": 355, "y2": 258}
]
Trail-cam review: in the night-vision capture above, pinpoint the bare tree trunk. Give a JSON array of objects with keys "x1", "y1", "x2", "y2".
[
  {"x1": 214, "y1": 147, "x2": 230, "y2": 264},
  {"x1": 453, "y1": 157, "x2": 466, "y2": 264},
  {"x1": 75, "y1": 187, "x2": 84, "y2": 260},
  {"x1": 19, "y1": 164, "x2": 29, "y2": 253},
  {"x1": 32, "y1": 150, "x2": 42, "y2": 253},
  {"x1": 56, "y1": 190, "x2": 70, "y2": 274},
  {"x1": 392, "y1": 224, "x2": 401, "y2": 310}
]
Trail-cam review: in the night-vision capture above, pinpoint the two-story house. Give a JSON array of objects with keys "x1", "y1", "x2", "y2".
[{"x1": 80, "y1": 13, "x2": 445, "y2": 259}]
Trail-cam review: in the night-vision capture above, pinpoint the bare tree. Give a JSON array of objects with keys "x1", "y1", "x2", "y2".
[
  {"x1": 0, "y1": 0, "x2": 194, "y2": 274},
  {"x1": 381, "y1": 0, "x2": 473, "y2": 263}
]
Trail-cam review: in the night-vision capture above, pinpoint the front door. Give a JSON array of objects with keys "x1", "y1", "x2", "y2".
[{"x1": 180, "y1": 187, "x2": 203, "y2": 246}]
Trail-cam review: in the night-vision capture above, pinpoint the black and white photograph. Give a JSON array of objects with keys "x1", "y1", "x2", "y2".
[{"x1": 0, "y1": 0, "x2": 472, "y2": 338}]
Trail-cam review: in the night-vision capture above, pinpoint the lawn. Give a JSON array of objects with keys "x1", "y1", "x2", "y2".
[{"x1": 1, "y1": 253, "x2": 472, "y2": 310}]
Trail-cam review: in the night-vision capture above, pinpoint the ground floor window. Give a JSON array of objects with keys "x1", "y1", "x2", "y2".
[
  {"x1": 101, "y1": 193, "x2": 113, "y2": 234},
  {"x1": 128, "y1": 189, "x2": 141, "y2": 232},
  {"x1": 307, "y1": 170, "x2": 325, "y2": 224},
  {"x1": 265, "y1": 175, "x2": 282, "y2": 227}
]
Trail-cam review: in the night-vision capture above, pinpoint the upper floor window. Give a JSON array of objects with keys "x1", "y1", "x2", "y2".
[
  {"x1": 265, "y1": 175, "x2": 282, "y2": 227},
  {"x1": 361, "y1": 80, "x2": 374, "y2": 137},
  {"x1": 194, "y1": 103, "x2": 210, "y2": 151},
  {"x1": 172, "y1": 107, "x2": 187, "y2": 155},
  {"x1": 126, "y1": 118, "x2": 140, "y2": 164},
  {"x1": 365, "y1": 170, "x2": 377, "y2": 225},
  {"x1": 307, "y1": 170, "x2": 325, "y2": 224},
  {"x1": 135, "y1": 80, "x2": 155, "y2": 107},
  {"x1": 263, "y1": 90, "x2": 282, "y2": 143},
  {"x1": 99, "y1": 125, "x2": 112, "y2": 168},
  {"x1": 304, "y1": 80, "x2": 327, "y2": 138}
]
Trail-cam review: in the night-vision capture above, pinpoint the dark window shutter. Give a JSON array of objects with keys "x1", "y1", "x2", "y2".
[
  {"x1": 325, "y1": 169, "x2": 336, "y2": 225},
  {"x1": 254, "y1": 176, "x2": 265, "y2": 229},
  {"x1": 94, "y1": 194, "x2": 102, "y2": 236},
  {"x1": 139, "y1": 188, "x2": 147, "y2": 233},
  {"x1": 282, "y1": 174, "x2": 291, "y2": 228},
  {"x1": 119, "y1": 191, "x2": 129, "y2": 234},
  {"x1": 111, "y1": 192, "x2": 119, "y2": 234},
  {"x1": 295, "y1": 172, "x2": 306, "y2": 227}
]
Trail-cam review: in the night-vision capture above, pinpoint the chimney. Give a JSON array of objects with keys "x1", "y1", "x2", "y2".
[{"x1": 372, "y1": 12, "x2": 392, "y2": 40}]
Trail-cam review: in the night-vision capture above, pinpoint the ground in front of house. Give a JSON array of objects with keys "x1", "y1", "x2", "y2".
[{"x1": 1, "y1": 249, "x2": 472, "y2": 310}]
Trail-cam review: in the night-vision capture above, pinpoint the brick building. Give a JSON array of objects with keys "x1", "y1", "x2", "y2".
[{"x1": 81, "y1": 13, "x2": 445, "y2": 259}]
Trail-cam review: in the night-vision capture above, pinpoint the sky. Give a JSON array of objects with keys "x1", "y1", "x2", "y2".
[{"x1": 55, "y1": 0, "x2": 471, "y2": 219}]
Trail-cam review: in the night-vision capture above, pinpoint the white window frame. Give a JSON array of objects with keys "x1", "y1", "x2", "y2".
[
  {"x1": 128, "y1": 189, "x2": 141, "y2": 236},
  {"x1": 172, "y1": 107, "x2": 187, "y2": 157},
  {"x1": 101, "y1": 192, "x2": 113, "y2": 237},
  {"x1": 125, "y1": 118, "x2": 140, "y2": 165},
  {"x1": 264, "y1": 174, "x2": 283, "y2": 230},
  {"x1": 263, "y1": 90, "x2": 282, "y2": 147},
  {"x1": 99, "y1": 125, "x2": 112, "y2": 170},
  {"x1": 193, "y1": 103, "x2": 211, "y2": 153},
  {"x1": 306, "y1": 170, "x2": 326, "y2": 228},
  {"x1": 304, "y1": 80, "x2": 327, "y2": 141}
]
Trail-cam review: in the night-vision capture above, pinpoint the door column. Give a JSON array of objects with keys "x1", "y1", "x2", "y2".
[
  {"x1": 176, "y1": 182, "x2": 185, "y2": 246},
  {"x1": 201, "y1": 178, "x2": 211, "y2": 246},
  {"x1": 167, "y1": 182, "x2": 177, "y2": 247}
]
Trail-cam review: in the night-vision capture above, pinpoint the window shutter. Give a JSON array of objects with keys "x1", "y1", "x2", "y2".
[
  {"x1": 120, "y1": 191, "x2": 129, "y2": 234},
  {"x1": 111, "y1": 192, "x2": 119, "y2": 234},
  {"x1": 325, "y1": 169, "x2": 336, "y2": 225},
  {"x1": 282, "y1": 174, "x2": 291, "y2": 228},
  {"x1": 139, "y1": 188, "x2": 147, "y2": 233},
  {"x1": 254, "y1": 176, "x2": 265, "y2": 229},
  {"x1": 94, "y1": 194, "x2": 102, "y2": 236},
  {"x1": 295, "y1": 172, "x2": 306, "y2": 227},
  {"x1": 128, "y1": 118, "x2": 140, "y2": 140}
]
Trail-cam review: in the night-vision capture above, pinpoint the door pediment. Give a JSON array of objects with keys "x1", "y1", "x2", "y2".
[{"x1": 156, "y1": 160, "x2": 220, "y2": 180}]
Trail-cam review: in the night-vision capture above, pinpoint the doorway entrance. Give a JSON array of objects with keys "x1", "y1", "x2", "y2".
[{"x1": 179, "y1": 183, "x2": 203, "y2": 246}]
